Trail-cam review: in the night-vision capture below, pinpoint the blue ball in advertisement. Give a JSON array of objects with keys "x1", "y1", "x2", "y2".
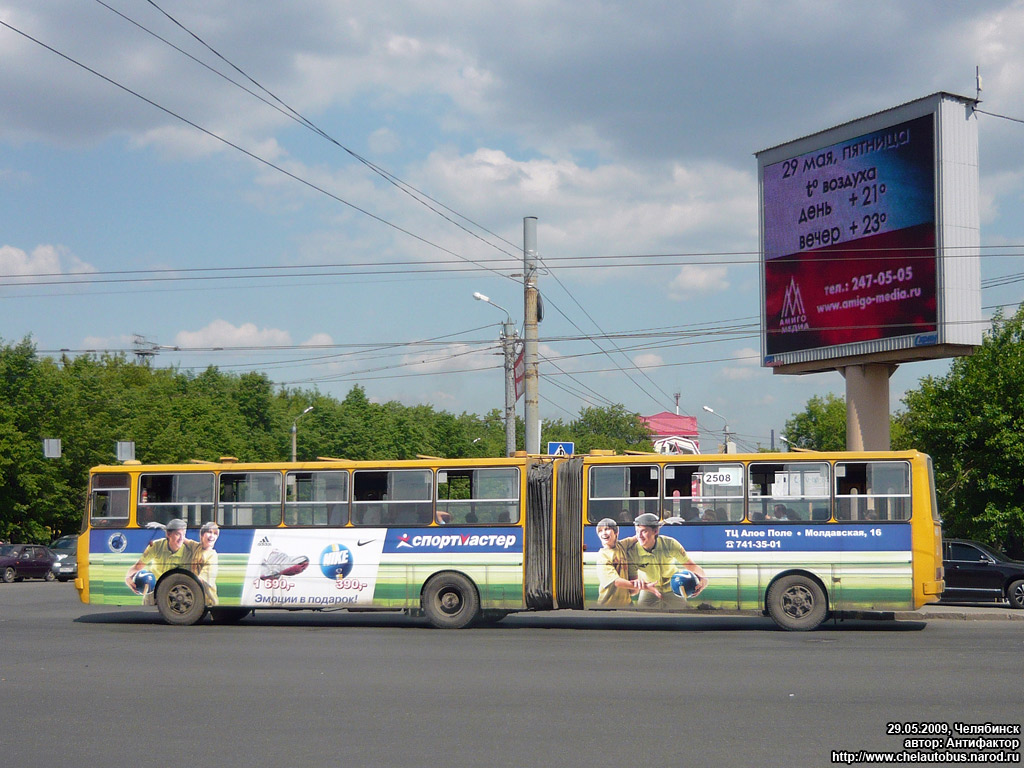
[
  {"x1": 134, "y1": 570, "x2": 156, "y2": 593},
  {"x1": 670, "y1": 569, "x2": 700, "y2": 598},
  {"x1": 320, "y1": 543, "x2": 353, "y2": 579}
]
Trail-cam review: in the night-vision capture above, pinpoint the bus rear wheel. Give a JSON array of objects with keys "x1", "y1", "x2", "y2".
[
  {"x1": 156, "y1": 572, "x2": 207, "y2": 626},
  {"x1": 766, "y1": 574, "x2": 828, "y2": 631},
  {"x1": 423, "y1": 573, "x2": 480, "y2": 629}
]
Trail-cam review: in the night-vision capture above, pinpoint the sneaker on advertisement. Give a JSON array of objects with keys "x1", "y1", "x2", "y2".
[{"x1": 260, "y1": 550, "x2": 310, "y2": 580}]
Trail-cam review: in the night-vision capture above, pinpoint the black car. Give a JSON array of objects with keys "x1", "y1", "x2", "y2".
[
  {"x1": 0, "y1": 544, "x2": 59, "y2": 583},
  {"x1": 941, "y1": 538, "x2": 1024, "y2": 608},
  {"x1": 49, "y1": 535, "x2": 79, "y2": 582}
]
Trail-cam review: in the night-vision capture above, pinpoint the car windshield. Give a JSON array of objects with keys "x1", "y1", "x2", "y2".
[
  {"x1": 974, "y1": 541, "x2": 1009, "y2": 561},
  {"x1": 0, "y1": 545, "x2": 15, "y2": 556},
  {"x1": 51, "y1": 537, "x2": 76, "y2": 551}
]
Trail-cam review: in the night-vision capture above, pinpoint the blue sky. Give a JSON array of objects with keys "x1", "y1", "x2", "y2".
[{"x1": 2, "y1": 1, "x2": 1023, "y2": 451}]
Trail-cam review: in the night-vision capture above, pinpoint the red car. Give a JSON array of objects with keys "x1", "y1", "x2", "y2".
[{"x1": 0, "y1": 544, "x2": 58, "y2": 583}]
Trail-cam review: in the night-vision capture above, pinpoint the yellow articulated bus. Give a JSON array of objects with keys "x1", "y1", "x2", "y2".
[{"x1": 76, "y1": 450, "x2": 944, "y2": 631}]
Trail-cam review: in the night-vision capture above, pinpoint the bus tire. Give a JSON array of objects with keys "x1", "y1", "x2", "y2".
[
  {"x1": 1007, "y1": 580, "x2": 1024, "y2": 610},
  {"x1": 766, "y1": 574, "x2": 828, "y2": 631},
  {"x1": 423, "y1": 573, "x2": 480, "y2": 629},
  {"x1": 156, "y1": 572, "x2": 207, "y2": 626},
  {"x1": 209, "y1": 608, "x2": 253, "y2": 624}
]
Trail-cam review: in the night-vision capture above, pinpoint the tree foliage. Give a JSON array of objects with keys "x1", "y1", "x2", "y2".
[
  {"x1": 782, "y1": 393, "x2": 846, "y2": 451},
  {"x1": 782, "y1": 306, "x2": 1024, "y2": 557},
  {"x1": 895, "y1": 308, "x2": 1024, "y2": 557},
  {"x1": 0, "y1": 339, "x2": 652, "y2": 542},
  {"x1": 543, "y1": 404, "x2": 654, "y2": 454}
]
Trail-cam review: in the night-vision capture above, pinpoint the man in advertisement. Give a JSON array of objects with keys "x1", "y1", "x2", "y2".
[
  {"x1": 124, "y1": 518, "x2": 200, "y2": 601},
  {"x1": 630, "y1": 513, "x2": 708, "y2": 610}
]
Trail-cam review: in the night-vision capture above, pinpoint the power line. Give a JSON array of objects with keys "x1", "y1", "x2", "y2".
[
  {"x1": 6, "y1": 243, "x2": 1024, "y2": 288},
  {"x1": 0, "y1": 18, "x2": 516, "y2": 285},
  {"x1": 126, "y1": 0, "x2": 523, "y2": 263}
]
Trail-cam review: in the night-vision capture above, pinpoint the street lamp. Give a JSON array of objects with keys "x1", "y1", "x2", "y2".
[
  {"x1": 473, "y1": 292, "x2": 518, "y2": 457},
  {"x1": 702, "y1": 405, "x2": 733, "y2": 454},
  {"x1": 291, "y1": 405, "x2": 313, "y2": 462},
  {"x1": 779, "y1": 435, "x2": 810, "y2": 453}
]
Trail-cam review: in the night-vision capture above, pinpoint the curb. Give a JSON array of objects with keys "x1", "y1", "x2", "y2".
[{"x1": 837, "y1": 608, "x2": 1024, "y2": 622}]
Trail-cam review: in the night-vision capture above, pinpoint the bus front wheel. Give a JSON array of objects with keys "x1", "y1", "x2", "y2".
[
  {"x1": 156, "y1": 572, "x2": 207, "y2": 626},
  {"x1": 423, "y1": 573, "x2": 480, "y2": 629},
  {"x1": 766, "y1": 574, "x2": 828, "y2": 631}
]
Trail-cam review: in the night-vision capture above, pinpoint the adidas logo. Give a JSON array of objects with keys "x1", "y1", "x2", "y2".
[{"x1": 256, "y1": 536, "x2": 273, "y2": 547}]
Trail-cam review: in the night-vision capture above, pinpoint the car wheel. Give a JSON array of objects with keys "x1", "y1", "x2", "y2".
[
  {"x1": 155, "y1": 572, "x2": 207, "y2": 626},
  {"x1": 1007, "y1": 579, "x2": 1024, "y2": 610},
  {"x1": 2, "y1": 566, "x2": 15, "y2": 583},
  {"x1": 44, "y1": 569, "x2": 56, "y2": 582},
  {"x1": 766, "y1": 574, "x2": 829, "y2": 631},
  {"x1": 423, "y1": 572, "x2": 480, "y2": 629}
]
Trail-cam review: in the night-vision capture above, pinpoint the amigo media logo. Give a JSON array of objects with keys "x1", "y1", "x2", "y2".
[{"x1": 780, "y1": 278, "x2": 810, "y2": 333}]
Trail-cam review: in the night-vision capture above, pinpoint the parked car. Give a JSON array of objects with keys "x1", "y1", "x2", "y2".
[
  {"x1": 941, "y1": 538, "x2": 1024, "y2": 608},
  {"x1": 49, "y1": 535, "x2": 78, "y2": 582},
  {"x1": 0, "y1": 544, "x2": 58, "y2": 583}
]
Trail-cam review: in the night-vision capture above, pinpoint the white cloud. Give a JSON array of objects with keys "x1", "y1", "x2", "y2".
[
  {"x1": 668, "y1": 265, "x2": 730, "y2": 298},
  {"x1": 80, "y1": 333, "x2": 135, "y2": 350},
  {"x1": 400, "y1": 343, "x2": 493, "y2": 374},
  {"x1": 633, "y1": 353, "x2": 664, "y2": 370},
  {"x1": 719, "y1": 347, "x2": 762, "y2": 380},
  {"x1": 368, "y1": 127, "x2": 401, "y2": 155},
  {"x1": 173, "y1": 320, "x2": 292, "y2": 348},
  {"x1": 0, "y1": 243, "x2": 94, "y2": 278},
  {"x1": 301, "y1": 332, "x2": 335, "y2": 347}
]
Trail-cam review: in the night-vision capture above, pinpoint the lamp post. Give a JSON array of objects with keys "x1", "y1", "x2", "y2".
[
  {"x1": 702, "y1": 405, "x2": 733, "y2": 454},
  {"x1": 779, "y1": 436, "x2": 811, "y2": 453},
  {"x1": 291, "y1": 405, "x2": 313, "y2": 462},
  {"x1": 473, "y1": 292, "x2": 517, "y2": 457}
]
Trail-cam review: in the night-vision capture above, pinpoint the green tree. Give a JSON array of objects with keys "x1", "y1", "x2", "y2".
[
  {"x1": 543, "y1": 404, "x2": 653, "y2": 454},
  {"x1": 896, "y1": 307, "x2": 1024, "y2": 557},
  {"x1": 783, "y1": 394, "x2": 846, "y2": 451}
]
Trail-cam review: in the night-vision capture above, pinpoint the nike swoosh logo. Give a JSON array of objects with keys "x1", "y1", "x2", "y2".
[{"x1": 357, "y1": 538, "x2": 375, "y2": 546}]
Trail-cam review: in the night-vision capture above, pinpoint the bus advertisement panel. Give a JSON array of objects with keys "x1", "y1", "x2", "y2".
[
  {"x1": 584, "y1": 522, "x2": 913, "y2": 614},
  {"x1": 87, "y1": 525, "x2": 524, "y2": 615}
]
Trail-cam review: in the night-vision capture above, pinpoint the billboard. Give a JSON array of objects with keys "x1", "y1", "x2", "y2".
[{"x1": 757, "y1": 93, "x2": 982, "y2": 371}]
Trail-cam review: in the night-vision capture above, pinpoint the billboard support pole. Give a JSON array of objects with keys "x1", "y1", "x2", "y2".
[{"x1": 841, "y1": 364, "x2": 897, "y2": 450}]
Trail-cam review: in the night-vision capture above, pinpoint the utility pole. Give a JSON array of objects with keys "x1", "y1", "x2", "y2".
[
  {"x1": 523, "y1": 217, "x2": 540, "y2": 455},
  {"x1": 474, "y1": 292, "x2": 518, "y2": 457},
  {"x1": 501, "y1": 317, "x2": 517, "y2": 456}
]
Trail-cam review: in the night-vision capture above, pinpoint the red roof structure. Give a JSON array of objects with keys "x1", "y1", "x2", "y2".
[{"x1": 642, "y1": 411, "x2": 700, "y2": 454}]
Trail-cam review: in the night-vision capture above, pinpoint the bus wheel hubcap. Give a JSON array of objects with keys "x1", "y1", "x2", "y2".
[
  {"x1": 782, "y1": 585, "x2": 813, "y2": 617},
  {"x1": 439, "y1": 590, "x2": 462, "y2": 614},
  {"x1": 168, "y1": 585, "x2": 195, "y2": 614}
]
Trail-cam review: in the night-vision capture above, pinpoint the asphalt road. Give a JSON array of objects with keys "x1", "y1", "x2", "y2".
[{"x1": 2, "y1": 582, "x2": 1022, "y2": 768}]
